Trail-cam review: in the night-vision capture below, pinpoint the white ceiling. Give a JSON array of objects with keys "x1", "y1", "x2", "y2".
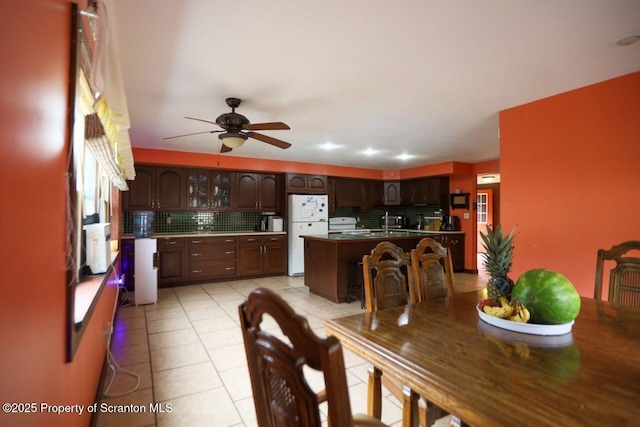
[{"x1": 108, "y1": 0, "x2": 640, "y2": 170}]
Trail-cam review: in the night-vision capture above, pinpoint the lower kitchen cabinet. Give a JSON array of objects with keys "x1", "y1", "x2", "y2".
[
  {"x1": 238, "y1": 235, "x2": 286, "y2": 276},
  {"x1": 436, "y1": 233, "x2": 465, "y2": 272},
  {"x1": 187, "y1": 236, "x2": 238, "y2": 281},
  {"x1": 157, "y1": 237, "x2": 186, "y2": 285}
]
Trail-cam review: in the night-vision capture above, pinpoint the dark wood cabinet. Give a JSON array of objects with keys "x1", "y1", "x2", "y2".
[
  {"x1": 434, "y1": 233, "x2": 465, "y2": 272},
  {"x1": 186, "y1": 169, "x2": 233, "y2": 210},
  {"x1": 123, "y1": 166, "x2": 155, "y2": 210},
  {"x1": 286, "y1": 173, "x2": 328, "y2": 194},
  {"x1": 187, "y1": 236, "x2": 237, "y2": 280},
  {"x1": 332, "y1": 178, "x2": 373, "y2": 211},
  {"x1": 235, "y1": 172, "x2": 281, "y2": 211},
  {"x1": 156, "y1": 167, "x2": 186, "y2": 210},
  {"x1": 238, "y1": 235, "x2": 286, "y2": 276},
  {"x1": 123, "y1": 165, "x2": 186, "y2": 210},
  {"x1": 120, "y1": 239, "x2": 135, "y2": 291},
  {"x1": 157, "y1": 237, "x2": 186, "y2": 285},
  {"x1": 383, "y1": 181, "x2": 401, "y2": 205}
]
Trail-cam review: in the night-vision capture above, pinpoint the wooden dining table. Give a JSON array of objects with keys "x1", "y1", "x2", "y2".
[{"x1": 324, "y1": 290, "x2": 640, "y2": 427}]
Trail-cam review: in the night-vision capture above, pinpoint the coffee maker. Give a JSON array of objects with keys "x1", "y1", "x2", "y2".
[{"x1": 440, "y1": 215, "x2": 461, "y2": 231}]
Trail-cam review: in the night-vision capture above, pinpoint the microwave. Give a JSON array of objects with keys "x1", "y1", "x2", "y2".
[{"x1": 381, "y1": 215, "x2": 407, "y2": 229}]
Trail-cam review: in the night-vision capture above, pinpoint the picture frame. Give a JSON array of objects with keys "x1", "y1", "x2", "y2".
[{"x1": 450, "y1": 193, "x2": 470, "y2": 210}]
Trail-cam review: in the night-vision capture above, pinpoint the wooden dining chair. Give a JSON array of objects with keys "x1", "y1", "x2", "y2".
[
  {"x1": 410, "y1": 237, "x2": 455, "y2": 302},
  {"x1": 239, "y1": 287, "x2": 386, "y2": 427},
  {"x1": 361, "y1": 242, "x2": 430, "y2": 426},
  {"x1": 362, "y1": 241, "x2": 416, "y2": 312},
  {"x1": 594, "y1": 240, "x2": 640, "y2": 307}
]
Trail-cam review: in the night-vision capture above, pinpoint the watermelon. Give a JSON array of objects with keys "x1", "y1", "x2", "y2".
[{"x1": 512, "y1": 269, "x2": 581, "y2": 324}]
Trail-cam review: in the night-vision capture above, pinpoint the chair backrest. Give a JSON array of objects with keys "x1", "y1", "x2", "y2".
[
  {"x1": 362, "y1": 241, "x2": 415, "y2": 312},
  {"x1": 410, "y1": 238, "x2": 455, "y2": 302},
  {"x1": 239, "y1": 287, "x2": 355, "y2": 427},
  {"x1": 594, "y1": 240, "x2": 640, "y2": 307}
]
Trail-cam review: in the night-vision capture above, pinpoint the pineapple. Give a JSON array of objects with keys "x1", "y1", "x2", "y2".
[{"x1": 480, "y1": 224, "x2": 516, "y2": 302}]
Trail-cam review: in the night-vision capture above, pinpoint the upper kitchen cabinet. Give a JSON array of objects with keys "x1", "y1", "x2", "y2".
[
  {"x1": 235, "y1": 172, "x2": 282, "y2": 212},
  {"x1": 123, "y1": 165, "x2": 186, "y2": 210},
  {"x1": 123, "y1": 165, "x2": 154, "y2": 209},
  {"x1": 383, "y1": 181, "x2": 401, "y2": 205},
  {"x1": 285, "y1": 173, "x2": 328, "y2": 194},
  {"x1": 332, "y1": 178, "x2": 373, "y2": 212},
  {"x1": 187, "y1": 169, "x2": 233, "y2": 210},
  {"x1": 400, "y1": 177, "x2": 450, "y2": 207}
]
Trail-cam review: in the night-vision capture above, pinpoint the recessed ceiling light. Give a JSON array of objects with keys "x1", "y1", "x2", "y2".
[
  {"x1": 395, "y1": 153, "x2": 414, "y2": 161},
  {"x1": 361, "y1": 148, "x2": 379, "y2": 156},
  {"x1": 616, "y1": 34, "x2": 640, "y2": 46},
  {"x1": 319, "y1": 142, "x2": 340, "y2": 150}
]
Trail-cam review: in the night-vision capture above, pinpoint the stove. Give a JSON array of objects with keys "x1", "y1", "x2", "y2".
[{"x1": 329, "y1": 217, "x2": 370, "y2": 233}]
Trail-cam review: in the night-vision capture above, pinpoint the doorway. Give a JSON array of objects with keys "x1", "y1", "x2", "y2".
[{"x1": 476, "y1": 189, "x2": 493, "y2": 252}]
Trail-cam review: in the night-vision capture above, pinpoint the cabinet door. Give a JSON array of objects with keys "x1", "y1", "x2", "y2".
[
  {"x1": 158, "y1": 237, "x2": 186, "y2": 285},
  {"x1": 159, "y1": 248, "x2": 186, "y2": 284},
  {"x1": 235, "y1": 173, "x2": 258, "y2": 210},
  {"x1": 156, "y1": 167, "x2": 186, "y2": 210},
  {"x1": 120, "y1": 239, "x2": 135, "y2": 291},
  {"x1": 442, "y1": 234, "x2": 464, "y2": 272},
  {"x1": 307, "y1": 175, "x2": 328, "y2": 193},
  {"x1": 258, "y1": 174, "x2": 280, "y2": 212},
  {"x1": 123, "y1": 166, "x2": 155, "y2": 209},
  {"x1": 187, "y1": 169, "x2": 211, "y2": 209},
  {"x1": 212, "y1": 171, "x2": 233, "y2": 210},
  {"x1": 238, "y1": 236, "x2": 264, "y2": 276},
  {"x1": 371, "y1": 180, "x2": 384, "y2": 206},
  {"x1": 384, "y1": 182, "x2": 401, "y2": 205},
  {"x1": 285, "y1": 173, "x2": 308, "y2": 192},
  {"x1": 264, "y1": 236, "x2": 286, "y2": 274}
]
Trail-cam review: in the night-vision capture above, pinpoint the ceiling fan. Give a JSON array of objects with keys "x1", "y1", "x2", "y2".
[{"x1": 163, "y1": 97, "x2": 291, "y2": 153}]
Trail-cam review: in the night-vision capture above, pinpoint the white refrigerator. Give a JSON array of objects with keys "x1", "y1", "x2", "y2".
[{"x1": 287, "y1": 194, "x2": 328, "y2": 276}]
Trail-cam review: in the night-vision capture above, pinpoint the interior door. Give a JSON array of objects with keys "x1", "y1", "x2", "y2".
[{"x1": 477, "y1": 189, "x2": 493, "y2": 252}]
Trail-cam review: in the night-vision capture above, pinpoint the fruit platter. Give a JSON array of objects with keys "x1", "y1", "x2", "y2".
[
  {"x1": 478, "y1": 226, "x2": 581, "y2": 336},
  {"x1": 476, "y1": 302, "x2": 574, "y2": 336}
]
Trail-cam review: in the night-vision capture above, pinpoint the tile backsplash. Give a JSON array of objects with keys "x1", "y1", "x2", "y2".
[
  {"x1": 123, "y1": 211, "x2": 264, "y2": 234},
  {"x1": 123, "y1": 206, "x2": 443, "y2": 235}
]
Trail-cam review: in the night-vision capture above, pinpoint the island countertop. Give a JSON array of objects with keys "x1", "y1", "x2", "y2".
[{"x1": 307, "y1": 229, "x2": 464, "y2": 241}]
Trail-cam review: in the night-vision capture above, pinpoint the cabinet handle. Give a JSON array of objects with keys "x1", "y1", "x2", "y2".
[
  {"x1": 225, "y1": 239, "x2": 234, "y2": 242},
  {"x1": 167, "y1": 241, "x2": 176, "y2": 245},
  {"x1": 192, "y1": 269, "x2": 202, "y2": 273},
  {"x1": 247, "y1": 238, "x2": 256, "y2": 242},
  {"x1": 192, "y1": 253, "x2": 202, "y2": 257},
  {"x1": 225, "y1": 251, "x2": 234, "y2": 254},
  {"x1": 225, "y1": 267, "x2": 235, "y2": 271},
  {"x1": 192, "y1": 240, "x2": 201, "y2": 244}
]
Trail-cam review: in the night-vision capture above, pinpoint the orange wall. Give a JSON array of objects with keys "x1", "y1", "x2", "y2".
[
  {"x1": 132, "y1": 147, "x2": 384, "y2": 180},
  {"x1": 500, "y1": 71, "x2": 640, "y2": 297},
  {"x1": 0, "y1": 1, "x2": 118, "y2": 426}
]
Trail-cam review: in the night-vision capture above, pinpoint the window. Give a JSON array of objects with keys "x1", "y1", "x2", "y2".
[{"x1": 477, "y1": 193, "x2": 488, "y2": 223}]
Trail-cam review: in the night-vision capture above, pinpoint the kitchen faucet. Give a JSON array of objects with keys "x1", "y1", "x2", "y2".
[{"x1": 384, "y1": 211, "x2": 389, "y2": 233}]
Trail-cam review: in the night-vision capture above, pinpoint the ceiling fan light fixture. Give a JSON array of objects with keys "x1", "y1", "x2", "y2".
[{"x1": 219, "y1": 132, "x2": 247, "y2": 148}]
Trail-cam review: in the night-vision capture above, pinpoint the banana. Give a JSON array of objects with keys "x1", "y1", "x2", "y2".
[
  {"x1": 508, "y1": 299, "x2": 531, "y2": 323},
  {"x1": 482, "y1": 297, "x2": 514, "y2": 318}
]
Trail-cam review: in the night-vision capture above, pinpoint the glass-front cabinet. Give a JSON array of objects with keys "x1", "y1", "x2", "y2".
[{"x1": 187, "y1": 169, "x2": 233, "y2": 210}]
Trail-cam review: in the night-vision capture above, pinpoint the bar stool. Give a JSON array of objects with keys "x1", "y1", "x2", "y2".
[{"x1": 347, "y1": 260, "x2": 365, "y2": 308}]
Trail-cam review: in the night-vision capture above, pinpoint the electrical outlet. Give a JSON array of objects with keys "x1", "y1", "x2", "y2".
[{"x1": 463, "y1": 213, "x2": 470, "y2": 220}]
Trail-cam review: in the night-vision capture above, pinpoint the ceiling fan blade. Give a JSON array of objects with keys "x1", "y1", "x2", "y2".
[
  {"x1": 220, "y1": 144, "x2": 232, "y2": 153},
  {"x1": 185, "y1": 116, "x2": 218, "y2": 126},
  {"x1": 163, "y1": 130, "x2": 223, "y2": 140},
  {"x1": 243, "y1": 122, "x2": 290, "y2": 131},
  {"x1": 247, "y1": 132, "x2": 292, "y2": 149}
]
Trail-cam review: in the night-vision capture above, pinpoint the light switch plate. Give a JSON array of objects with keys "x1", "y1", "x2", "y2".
[{"x1": 463, "y1": 213, "x2": 470, "y2": 220}]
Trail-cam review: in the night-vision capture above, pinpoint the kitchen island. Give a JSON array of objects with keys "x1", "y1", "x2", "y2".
[{"x1": 302, "y1": 230, "x2": 460, "y2": 303}]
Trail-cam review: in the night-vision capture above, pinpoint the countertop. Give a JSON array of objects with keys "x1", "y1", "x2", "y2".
[
  {"x1": 122, "y1": 231, "x2": 287, "y2": 239},
  {"x1": 304, "y1": 229, "x2": 464, "y2": 241}
]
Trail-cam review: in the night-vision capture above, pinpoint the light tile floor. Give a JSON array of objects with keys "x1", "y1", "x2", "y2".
[{"x1": 95, "y1": 271, "x2": 487, "y2": 427}]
